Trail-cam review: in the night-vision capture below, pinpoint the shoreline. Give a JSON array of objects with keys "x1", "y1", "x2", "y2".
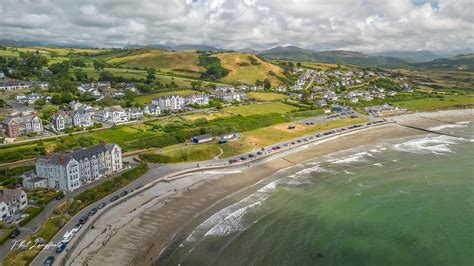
[{"x1": 64, "y1": 109, "x2": 472, "y2": 266}]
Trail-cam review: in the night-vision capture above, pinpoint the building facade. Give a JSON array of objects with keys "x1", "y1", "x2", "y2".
[
  {"x1": 35, "y1": 143, "x2": 123, "y2": 192},
  {"x1": 152, "y1": 95, "x2": 185, "y2": 111},
  {"x1": 1, "y1": 115, "x2": 43, "y2": 138},
  {"x1": 0, "y1": 189, "x2": 28, "y2": 222}
]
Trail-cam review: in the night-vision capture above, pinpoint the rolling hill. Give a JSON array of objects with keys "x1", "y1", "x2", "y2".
[
  {"x1": 259, "y1": 46, "x2": 410, "y2": 67},
  {"x1": 411, "y1": 54, "x2": 474, "y2": 71},
  {"x1": 370, "y1": 51, "x2": 442, "y2": 62}
]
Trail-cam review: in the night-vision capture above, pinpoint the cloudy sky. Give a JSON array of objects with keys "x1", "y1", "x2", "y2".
[{"x1": 0, "y1": 0, "x2": 472, "y2": 52}]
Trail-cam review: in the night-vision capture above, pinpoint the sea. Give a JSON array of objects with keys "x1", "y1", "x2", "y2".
[{"x1": 157, "y1": 121, "x2": 474, "y2": 266}]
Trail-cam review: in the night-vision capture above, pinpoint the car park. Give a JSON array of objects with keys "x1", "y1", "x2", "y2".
[
  {"x1": 98, "y1": 202, "x2": 106, "y2": 209},
  {"x1": 110, "y1": 195, "x2": 120, "y2": 202},
  {"x1": 43, "y1": 256, "x2": 55, "y2": 266},
  {"x1": 56, "y1": 242, "x2": 67, "y2": 254}
]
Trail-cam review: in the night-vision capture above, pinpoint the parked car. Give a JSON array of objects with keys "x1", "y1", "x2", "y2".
[
  {"x1": 56, "y1": 242, "x2": 67, "y2": 254},
  {"x1": 240, "y1": 157, "x2": 247, "y2": 161},
  {"x1": 256, "y1": 151, "x2": 263, "y2": 155},
  {"x1": 62, "y1": 230, "x2": 74, "y2": 243},
  {"x1": 110, "y1": 195, "x2": 120, "y2": 202},
  {"x1": 98, "y1": 202, "x2": 106, "y2": 209},
  {"x1": 120, "y1": 190, "x2": 129, "y2": 197},
  {"x1": 88, "y1": 208, "x2": 98, "y2": 216},
  {"x1": 55, "y1": 192, "x2": 65, "y2": 200},
  {"x1": 79, "y1": 216, "x2": 89, "y2": 224},
  {"x1": 43, "y1": 256, "x2": 55, "y2": 266},
  {"x1": 71, "y1": 223, "x2": 81, "y2": 234},
  {"x1": 9, "y1": 229, "x2": 20, "y2": 238},
  {"x1": 248, "y1": 154, "x2": 255, "y2": 158}
]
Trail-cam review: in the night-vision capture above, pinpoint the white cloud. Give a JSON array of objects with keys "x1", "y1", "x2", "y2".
[{"x1": 0, "y1": 0, "x2": 472, "y2": 52}]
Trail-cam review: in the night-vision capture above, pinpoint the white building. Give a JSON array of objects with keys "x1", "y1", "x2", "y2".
[
  {"x1": 35, "y1": 143, "x2": 123, "y2": 192},
  {"x1": 185, "y1": 94, "x2": 209, "y2": 106},
  {"x1": 152, "y1": 95, "x2": 185, "y2": 111},
  {"x1": 94, "y1": 106, "x2": 129, "y2": 124},
  {"x1": 0, "y1": 189, "x2": 28, "y2": 222}
]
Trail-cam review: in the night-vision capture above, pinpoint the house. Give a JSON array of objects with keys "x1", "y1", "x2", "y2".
[
  {"x1": 0, "y1": 189, "x2": 28, "y2": 222},
  {"x1": 94, "y1": 106, "x2": 129, "y2": 124},
  {"x1": 51, "y1": 110, "x2": 94, "y2": 131},
  {"x1": 152, "y1": 95, "x2": 185, "y2": 111},
  {"x1": 218, "y1": 132, "x2": 239, "y2": 143},
  {"x1": 192, "y1": 134, "x2": 213, "y2": 144},
  {"x1": 125, "y1": 107, "x2": 144, "y2": 119},
  {"x1": 23, "y1": 176, "x2": 48, "y2": 190},
  {"x1": 35, "y1": 142, "x2": 123, "y2": 192},
  {"x1": 212, "y1": 92, "x2": 246, "y2": 102},
  {"x1": 315, "y1": 100, "x2": 327, "y2": 107},
  {"x1": 143, "y1": 104, "x2": 161, "y2": 116},
  {"x1": 350, "y1": 98, "x2": 359, "y2": 104},
  {"x1": 1, "y1": 115, "x2": 43, "y2": 138},
  {"x1": 185, "y1": 94, "x2": 209, "y2": 106}
]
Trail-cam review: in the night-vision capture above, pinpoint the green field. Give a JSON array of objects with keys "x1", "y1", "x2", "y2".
[
  {"x1": 133, "y1": 89, "x2": 198, "y2": 104},
  {"x1": 242, "y1": 117, "x2": 369, "y2": 148},
  {"x1": 247, "y1": 92, "x2": 288, "y2": 101},
  {"x1": 224, "y1": 102, "x2": 298, "y2": 116},
  {"x1": 393, "y1": 96, "x2": 474, "y2": 111}
]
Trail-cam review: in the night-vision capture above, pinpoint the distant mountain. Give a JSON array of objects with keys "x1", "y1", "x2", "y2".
[
  {"x1": 123, "y1": 43, "x2": 221, "y2": 51},
  {"x1": 370, "y1": 51, "x2": 442, "y2": 62},
  {"x1": 411, "y1": 54, "x2": 474, "y2": 71},
  {"x1": 259, "y1": 46, "x2": 410, "y2": 67},
  {"x1": 0, "y1": 39, "x2": 48, "y2": 47},
  {"x1": 236, "y1": 48, "x2": 259, "y2": 54}
]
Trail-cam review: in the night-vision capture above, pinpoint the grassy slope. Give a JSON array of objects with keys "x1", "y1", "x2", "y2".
[
  {"x1": 214, "y1": 53, "x2": 285, "y2": 86},
  {"x1": 393, "y1": 96, "x2": 474, "y2": 111},
  {"x1": 104, "y1": 48, "x2": 205, "y2": 76}
]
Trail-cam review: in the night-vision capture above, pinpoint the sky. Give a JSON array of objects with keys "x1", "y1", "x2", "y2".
[{"x1": 0, "y1": 0, "x2": 472, "y2": 52}]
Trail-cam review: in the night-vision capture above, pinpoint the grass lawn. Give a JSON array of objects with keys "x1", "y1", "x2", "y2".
[
  {"x1": 224, "y1": 102, "x2": 298, "y2": 116},
  {"x1": 182, "y1": 111, "x2": 233, "y2": 121},
  {"x1": 133, "y1": 89, "x2": 198, "y2": 104},
  {"x1": 247, "y1": 92, "x2": 288, "y2": 101},
  {"x1": 81, "y1": 124, "x2": 159, "y2": 148},
  {"x1": 160, "y1": 143, "x2": 223, "y2": 162},
  {"x1": 26, "y1": 188, "x2": 59, "y2": 205},
  {"x1": 241, "y1": 117, "x2": 369, "y2": 148},
  {"x1": 393, "y1": 96, "x2": 474, "y2": 111}
]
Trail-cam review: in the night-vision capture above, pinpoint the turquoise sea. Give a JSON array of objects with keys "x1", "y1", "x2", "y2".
[{"x1": 158, "y1": 121, "x2": 474, "y2": 266}]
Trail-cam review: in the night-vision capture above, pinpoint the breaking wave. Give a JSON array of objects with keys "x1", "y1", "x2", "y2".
[{"x1": 393, "y1": 135, "x2": 460, "y2": 155}]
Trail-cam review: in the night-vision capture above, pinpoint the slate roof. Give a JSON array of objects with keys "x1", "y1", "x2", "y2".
[{"x1": 0, "y1": 189, "x2": 23, "y2": 203}]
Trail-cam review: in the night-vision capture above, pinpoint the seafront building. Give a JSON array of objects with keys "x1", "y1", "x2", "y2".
[{"x1": 35, "y1": 142, "x2": 123, "y2": 192}]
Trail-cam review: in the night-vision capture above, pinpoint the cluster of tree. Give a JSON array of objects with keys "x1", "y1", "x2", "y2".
[
  {"x1": 370, "y1": 78, "x2": 400, "y2": 91},
  {"x1": 0, "y1": 52, "x2": 48, "y2": 79},
  {"x1": 255, "y1": 78, "x2": 272, "y2": 89},
  {"x1": 198, "y1": 51, "x2": 229, "y2": 80}
]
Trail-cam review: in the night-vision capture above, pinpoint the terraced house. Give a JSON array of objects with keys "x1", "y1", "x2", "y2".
[
  {"x1": 152, "y1": 94, "x2": 185, "y2": 111},
  {"x1": 35, "y1": 142, "x2": 123, "y2": 192},
  {"x1": 51, "y1": 109, "x2": 94, "y2": 131},
  {"x1": 1, "y1": 114, "x2": 43, "y2": 138},
  {"x1": 0, "y1": 188, "x2": 28, "y2": 222}
]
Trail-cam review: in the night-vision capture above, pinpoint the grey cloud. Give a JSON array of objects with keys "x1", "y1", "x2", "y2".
[{"x1": 0, "y1": 0, "x2": 472, "y2": 52}]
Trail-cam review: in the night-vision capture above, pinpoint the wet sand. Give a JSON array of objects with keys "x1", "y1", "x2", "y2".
[{"x1": 65, "y1": 109, "x2": 472, "y2": 266}]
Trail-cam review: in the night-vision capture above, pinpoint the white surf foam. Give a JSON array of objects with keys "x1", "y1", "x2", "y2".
[
  {"x1": 428, "y1": 123, "x2": 468, "y2": 131},
  {"x1": 393, "y1": 135, "x2": 459, "y2": 155},
  {"x1": 329, "y1": 151, "x2": 374, "y2": 164}
]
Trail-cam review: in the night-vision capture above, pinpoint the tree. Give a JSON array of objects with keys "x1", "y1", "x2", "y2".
[
  {"x1": 74, "y1": 69, "x2": 88, "y2": 81},
  {"x1": 263, "y1": 79, "x2": 271, "y2": 90},
  {"x1": 41, "y1": 105, "x2": 59, "y2": 120},
  {"x1": 93, "y1": 61, "x2": 106, "y2": 70},
  {"x1": 146, "y1": 68, "x2": 156, "y2": 82},
  {"x1": 296, "y1": 62, "x2": 302, "y2": 67},
  {"x1": 99, "y1": 71, "x2": 113, "y2": 81},
  {"x1": 35, "y1": 98, "x2": 46, "y2": 106}
]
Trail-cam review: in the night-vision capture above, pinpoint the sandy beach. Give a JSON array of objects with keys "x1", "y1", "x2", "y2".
[{"x1": 64, "y1": 109, "x2": 473, "y2": 266}]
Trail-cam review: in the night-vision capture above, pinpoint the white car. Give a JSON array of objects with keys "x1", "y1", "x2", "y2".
[
  {"x1": 62, "y1": 230, "x2": 75, "y2": 243},
  {"x1": 71, "y1": 224, "x2": 81, "y2": 234}
]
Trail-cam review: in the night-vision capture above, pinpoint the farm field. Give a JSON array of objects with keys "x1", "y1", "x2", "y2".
[
  {"x1": 241, "y1": 117, "x2": 368, "y2": 148},
  {"x1": 247, "y1": 92, "x2": 288, "y2": 101},
  {"x1": 223, "y1": 102, "x2": 298, "y2": 116},
  {"x1": 133, "y1": 89, "x2": 198, "y2": 104},
  {"x1": 393, "y1": 96, "x2": 474, "y2": 111},
  {"x1": 214, "y1": 53, "x2": 285, "y2": 86}
]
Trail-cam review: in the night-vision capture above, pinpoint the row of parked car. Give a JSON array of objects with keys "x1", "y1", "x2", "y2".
[{"x1": 227, "y1": 121, "x2": 385, "y2": 165}]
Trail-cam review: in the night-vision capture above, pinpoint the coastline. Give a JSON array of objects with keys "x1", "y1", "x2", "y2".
[{"x1": 64, "y1": 109, "x2": 473, "y2": 266}]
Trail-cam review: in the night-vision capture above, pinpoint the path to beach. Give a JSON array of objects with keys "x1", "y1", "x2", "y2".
[{"x1": 63, "y1": 109, "x2": 472, "y2": 266}]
